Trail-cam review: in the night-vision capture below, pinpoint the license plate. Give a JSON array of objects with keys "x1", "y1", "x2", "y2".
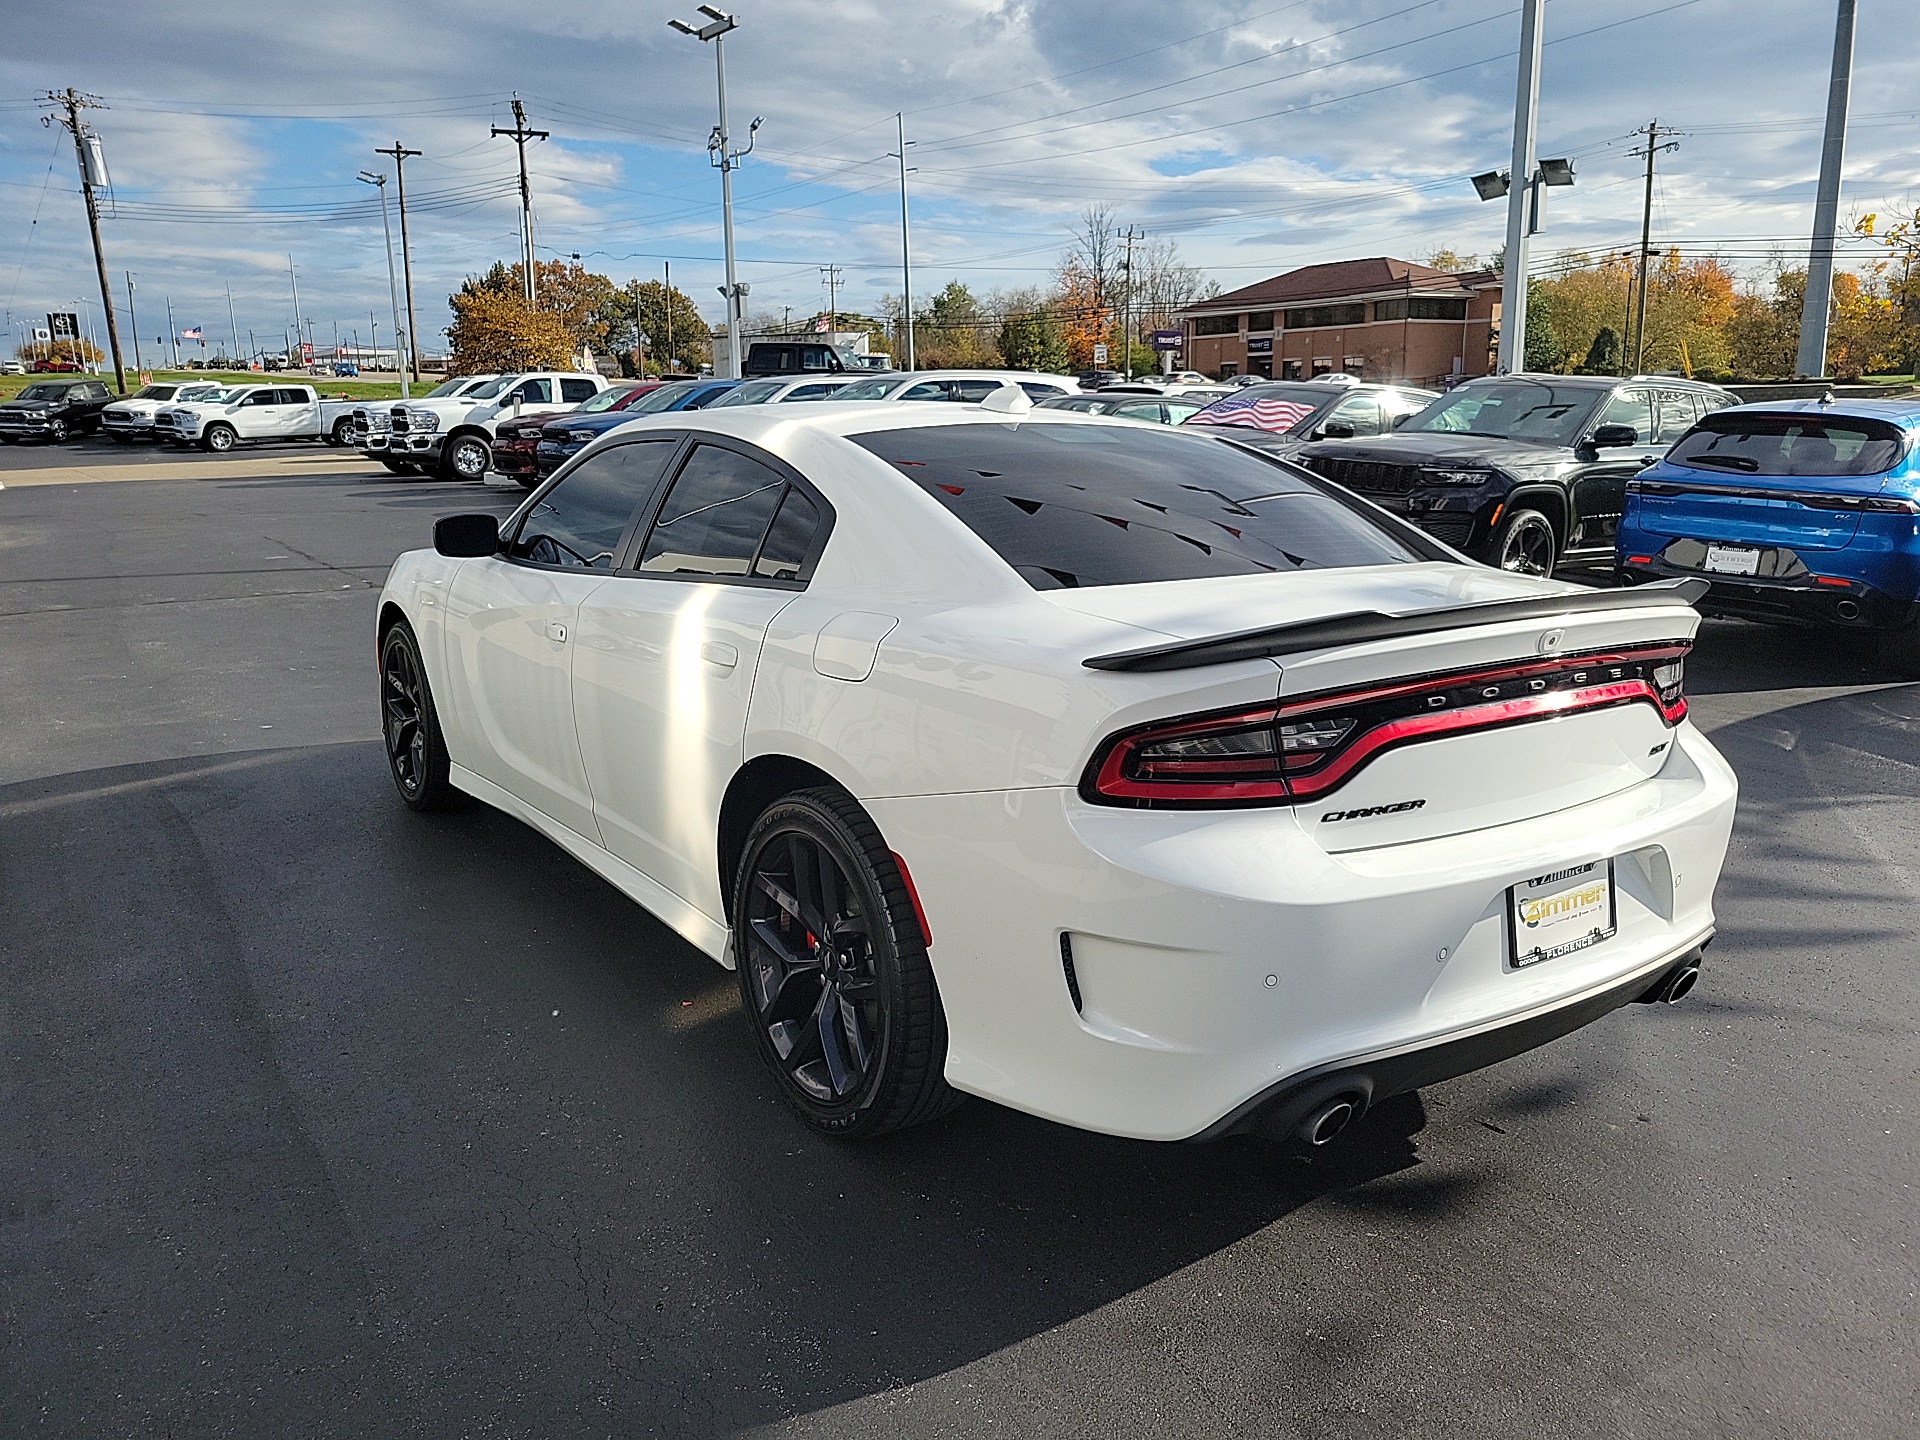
[
  {"x1": 1703, "y1": 544, "x2": 1761, "y2": 576},
  {"x1": 1509, "y1": 860, "x2": 1616, "y2": 969}
]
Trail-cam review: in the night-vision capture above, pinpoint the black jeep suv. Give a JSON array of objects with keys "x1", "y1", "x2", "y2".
[
  {"x1": 1295, "y1": 373, "x2": 1736, "y2": 575},
  {"x1": 0, "y1": 377, "x2": 113, "y2": 443}
]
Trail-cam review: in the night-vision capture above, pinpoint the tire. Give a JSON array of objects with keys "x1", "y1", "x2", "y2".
[
  {"x1": 440, "y1": 433, "x2": 490, "y2": 481},
  {"x1": 380, "y1": 458, "x2": 418, "y2": 475},
  {"x1": 732, "y1": 788, "x2": 960, "y2": 1138},
  {"x1": 1490, "y1": 507, "x2": 1557, "y2": 577},
  {"x1": 330, "y1": 417, "x2": 354, "y2": 446},
  {"x1": 202, "y1": 422, "x2": 237, "y2": 453},
  {"x1": 1879, "y1": 614, "x2": 1920, "y2": 680},
  {"x1": 47, "y1": 417, "x2": 69, "y2": 443},
  {"x1": 379, "y1": 622, "x2": 459, "y2": 811}
]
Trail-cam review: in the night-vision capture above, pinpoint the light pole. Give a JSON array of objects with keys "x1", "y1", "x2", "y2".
[
  {"x1": 1472, "y1": 146, "x2": 1575, "y2": 373},
  {"x1": 1796, "y1": 0, "x2": 1858, "y2": 378},
  {"x1": 358, "y1": 169, "x2": 411, "y2": 398},
  {"x1": 669, "y1": 6, "x2": 761, "y2": 378},
  {"x1": 891, "y1": 112, "x2": 916, "y2": 370},
  {"x1": 125, "y1": 273, "x2": 142, "y2": 374}
]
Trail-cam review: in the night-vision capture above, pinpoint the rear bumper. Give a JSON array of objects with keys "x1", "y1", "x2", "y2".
[
  {"x1": 869, "y1": 722, "x2": 1738, "y2": 1141},
  {"x1": 1619, "y1": 550, "x2": 1918, "y2": 631}
]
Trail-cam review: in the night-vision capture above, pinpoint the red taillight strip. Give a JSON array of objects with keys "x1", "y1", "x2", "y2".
[
  {"x1": 1282, "y1": 678, "x2": 1678, "y2": 801},
  {"x1": 1086, "y1": 643, "x2": 1690, "y2": 807}
]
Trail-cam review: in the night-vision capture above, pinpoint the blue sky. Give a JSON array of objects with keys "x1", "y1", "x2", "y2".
[{"x1": 2, "y1": 0, "x2": 1916, "y2": 362}]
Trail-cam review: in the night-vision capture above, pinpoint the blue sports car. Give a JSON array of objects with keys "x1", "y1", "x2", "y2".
[
  {"x1": 534, "y1": 378, "x2": 739, "y2": 478},
  {"x1": 1616, "y1": 396, "x2": 1920, "y2": 674}
]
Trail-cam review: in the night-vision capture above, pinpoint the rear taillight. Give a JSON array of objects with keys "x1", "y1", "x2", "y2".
[{"x1": 1084, "y1": 643, "x2": 1690, "y2": 808}]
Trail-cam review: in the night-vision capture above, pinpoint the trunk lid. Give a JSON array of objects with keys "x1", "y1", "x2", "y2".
[{"x1": 1058, "y1": 564, "x2": 1700, "y2": 852}]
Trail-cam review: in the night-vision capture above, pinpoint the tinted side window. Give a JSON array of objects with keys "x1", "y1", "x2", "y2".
[
  {"x1": 899, "y1": 382, "x2": 945, "y2": 401},
  {"x1": 1596, "y1": 388, "x2": 1655, "y2": 443},
  {"x1": 1114, "y1": 401, "x2": 1163, "y2": 421},
  {"x1": 510, "y1": 439, "x2": 677, "y2": 569},
  {"x1": 514, "y1": 378, "x2": 553, "y2": 404},
  {"x1": 753, "y1": 488, "x2": 821, "y2": 580},
  {"x1": 278, "y1": 389, "x2": 311, "y2": 405},
  {"x1": 849, "y1": 423, "x2": 1430, "y2": 589},
  {"x1": 951, "y1": 380, "x2": 1001, "y2": 402},
  {"x1": 241, "y1": 391, "x2": 276, "y2": 406},
  {"x1": 802, "y1": 347, "x2": 832, "y2": 371},
  {"x1": 560, "y1": 378, "x2": 599, "y2": 402},
  {"x1": 1018, "y1": 382, "x2": 1066, "y2": 401},
  {"x1": 784, "y1": 384, "x2": 832, "y2": 400},
  {"x1": 638, "y1": 444, "x2": 787, "y2": 577},
  {"x1": 1328, "y1": 393, "x2": 1383, "y2": 435}
]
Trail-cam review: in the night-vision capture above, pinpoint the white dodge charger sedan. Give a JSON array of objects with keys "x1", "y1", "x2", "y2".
[{"x1": 376, "y1": 393, "x2": 1737, "y2": 1145}]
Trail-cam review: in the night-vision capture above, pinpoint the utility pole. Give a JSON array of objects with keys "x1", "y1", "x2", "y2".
[
  {"x1": 892, "y1": 112, "x2": 916, "y2": 369},
  {"x1": 1796, "y1": 0, "x2": 1858, "y2": 378},
  {"x1": 359, "y1": 169, "x2": 411, "y2": 397},
  {"x1": 820, "y1": 264, "x2": 843, "y2": 340},
  {"x1": 125, "y1": 272, "x2": 142, "y2": 374},
  {"x1": 1119, "y1": 225, "x2": 1141, "y2": 379},
  {"x1": 376, "y1": 142, "x2": 422, "y2": 382},
  {"x1": 1626, "y1": 121, "x2": 1681, "y2": 375},
  {"x1": 664, "y1": 261, "x2": 673, "y2": 373},
  {"x1": 491, "y1": 99, "x2": 548, "y2": 308},
  {"x1": 42, "y1": 89, "x2": 127, "y2": 393},
  {"x1": 287, "y1": 256, "x2": 305, "y2": 372},
  {"x1": 166, "y1": 295, "x2": 178, "y2": 368},
  {"x1": 248, "y1": 328, "x2": 256, "y2": 370},
  {"x1": 1496, "y1": 0, "x2": 1544, "y2": 374},
  {"x1": 671, "y1": 7, "x2": 761, "y2": 379},
  {"x1": 225, "y1": 283, "x2": 240, "y2": 371}
]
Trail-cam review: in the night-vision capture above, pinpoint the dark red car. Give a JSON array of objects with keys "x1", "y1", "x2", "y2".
[{"x1": 491, "y1": 380, "x2": 661, "y2": 487}]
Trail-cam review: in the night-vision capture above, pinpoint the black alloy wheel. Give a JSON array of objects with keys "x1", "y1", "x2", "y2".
[
  {"x1": 443, "y1": 433, "x2": 490, "y2": 481},
  {"x1": 379, "y1": 623, "x2": 457, "y2": 810},
  {"x1": 1492, "y1": 508, "x2": 1557, "y2": 577},
  {"x1": 47, "y1": 417, "x2": 69, "y2": 443},
  {"x1": 734, "y1": 789, "x2": 959, "y2": 1137}
]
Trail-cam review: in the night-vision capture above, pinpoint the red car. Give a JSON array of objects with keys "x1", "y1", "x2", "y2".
[
  {"x1": 32, "y1": 357, "x2": 83, "y2": 373},
  {"x1": 490, "y1": 380, "x2": 661, "y2": 487}
]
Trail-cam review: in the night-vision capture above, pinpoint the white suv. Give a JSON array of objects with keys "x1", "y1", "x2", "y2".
[{"x1": 366, "y1": 371, "x2": 608, "y2": 480}]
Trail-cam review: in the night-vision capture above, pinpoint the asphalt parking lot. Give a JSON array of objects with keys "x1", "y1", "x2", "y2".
[{"x1": 2, "y1": 442, "x2": 1916, "y2": 1438}]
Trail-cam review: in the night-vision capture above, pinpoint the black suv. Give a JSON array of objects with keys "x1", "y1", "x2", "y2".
[
  {"x1": 742, "y1": 342, "x2": 857, "y2": 378},
  {"x1": 0, "y1": 377, "x2": 114, "y2": 443},
  {"x1": 1295, "y1": 373, "x2": 1736, "y2": 575}
]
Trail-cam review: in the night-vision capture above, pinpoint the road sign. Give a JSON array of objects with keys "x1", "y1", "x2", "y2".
[{"x1": 1092, "y1": 343, "x2": 1108, "y2": 364}]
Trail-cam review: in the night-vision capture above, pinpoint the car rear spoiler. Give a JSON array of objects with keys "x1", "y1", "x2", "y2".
[{"x1": 1083, "y1": 578, "x2": 1709, "y2": 673}]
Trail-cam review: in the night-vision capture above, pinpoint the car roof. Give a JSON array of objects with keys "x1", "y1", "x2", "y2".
[
  {"x1": 1462, "y1": 371, "x2": 1730, "y2": 394},
  {"x1": 1712, "y1": 396, "x2": 1920, "y2": 428}
]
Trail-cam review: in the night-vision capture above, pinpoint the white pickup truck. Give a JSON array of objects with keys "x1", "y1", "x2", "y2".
[
  {"x1": 153, "y1": 384, "x2": 363, "y2": 451},
  {"x1": 356, "y1": 370, "x2": 608, "y2": 479}
]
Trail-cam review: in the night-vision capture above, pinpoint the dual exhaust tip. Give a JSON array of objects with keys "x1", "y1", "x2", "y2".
[{"x1": 1290, "y1": 956, "x2": 1704, "y2": 1148}]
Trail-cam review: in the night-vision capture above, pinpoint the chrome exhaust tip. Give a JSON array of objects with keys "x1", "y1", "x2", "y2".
[{"x1": 1296, "y1": 1096, "x2": 1360, "y2": 1146}]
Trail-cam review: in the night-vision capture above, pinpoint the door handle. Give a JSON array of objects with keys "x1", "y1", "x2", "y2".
[
  {"x1": 700, "y1": 640, "x2": 739, "y2": 671},
  {"x1": 545, "y1": 620, "x2": 569, "y2": 644}
]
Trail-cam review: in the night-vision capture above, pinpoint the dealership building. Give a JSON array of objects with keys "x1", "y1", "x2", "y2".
[{"x1": 1177, "y1": 257, "x2": 1500, "y2": 386}]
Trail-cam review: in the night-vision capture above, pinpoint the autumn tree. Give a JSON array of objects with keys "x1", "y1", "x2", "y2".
[
  {"x1": 910, "y1": 281, "x2": 998, "y2": 368},
  {"x1": 466, "y1": 258, "x2": 622, "y2": 352},
  {"x1": 616, "y1": 280, "x2": 711, "y2": 375},
  {"x1": 14, "y1": 335, "x2": 104, "y2": 367},
  {"x1": 446, "y1": 286, "x2": 576, "y2": 373},
  {"x1": 998, "y1": 308, "x2": 1067, "y2": 373}
]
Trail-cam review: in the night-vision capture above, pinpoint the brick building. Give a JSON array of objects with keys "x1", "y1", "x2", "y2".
[{"x1": 1178, "y1": 257, "x2": 1500, "y2": 386}]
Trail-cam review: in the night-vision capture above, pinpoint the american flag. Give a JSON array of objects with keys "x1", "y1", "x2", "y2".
[
  {"x1": 180, "y1": 327, "x2": 203, "y2": 342},
  {"x1": 1183, "y1": 390, "x2": 1317, "y2": 433}
]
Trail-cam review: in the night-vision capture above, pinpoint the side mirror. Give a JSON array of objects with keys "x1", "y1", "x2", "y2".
[
  {"x1": 1319, "y1": 420, "x2": 1357, "y2": 440},
  {"x1": 434, "y1": 513, "x2": 500, "y2": 558},
  {"x1": 1591, "y1": 423, "x2": 1639, "y2": 448}
]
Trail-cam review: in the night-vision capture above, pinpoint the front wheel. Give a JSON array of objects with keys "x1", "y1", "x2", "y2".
[
  {"x1": 380, "y1": 622, "x2": 458, "y2": 810},
  {"x1": 47, "y1": 417, "x2": 69, "y2": 443},
  {"x1": 733, "y1": 788, "x2": 960, "y2": 1138},
  {"x1": 202, "y1": 423, "x2": 237, "y2": 453},
  {"x1": 1490, "y1": 507, "x2": 1557, "y2": 577},
  {"x1": 441, "y1": 433, "x2": 490, "y2": 481}
]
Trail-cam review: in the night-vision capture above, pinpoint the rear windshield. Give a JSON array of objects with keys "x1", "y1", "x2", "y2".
[
  {"x1": 1667, "y1": 413, "x2": 1906, "y2": 476},
  {"x1": 848, "y1": 422, "x2": 1433, "y2": 590},
  {"x1": 1399, "y1": 380, "x2": 1601, "y2": 445}
]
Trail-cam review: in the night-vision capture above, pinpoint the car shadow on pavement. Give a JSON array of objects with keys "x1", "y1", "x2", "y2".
[
  {"x1": 1687, "y1": 615, "x2": 1906, "y2": 693},
  {"x1": 1, "y1": 742, "x2": 1437, "y2": 1437}
]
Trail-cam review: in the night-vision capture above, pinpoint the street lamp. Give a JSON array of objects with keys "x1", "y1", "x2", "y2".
[
  {"x1": 1472, "y1": 149, "x2": 1575, "y2": 373},
  {"x1": 359, "y1": 169, "x2": 410, "y2": 398},
  {"x1": 669, "y1": 5, "x2": 760, "y2": 378}
]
